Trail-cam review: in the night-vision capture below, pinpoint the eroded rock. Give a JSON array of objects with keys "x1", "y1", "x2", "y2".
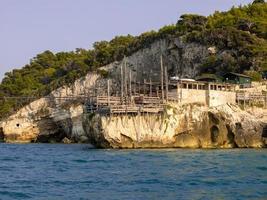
[{"x1": 84, "y1": 103, "x2": 267, "y2": 148}]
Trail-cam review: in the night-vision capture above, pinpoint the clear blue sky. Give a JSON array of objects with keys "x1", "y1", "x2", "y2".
[{"x1": 0, "y1": 0, "x2": 252, "y2": 80}]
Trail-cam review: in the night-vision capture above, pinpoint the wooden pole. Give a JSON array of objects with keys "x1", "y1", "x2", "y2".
[
  {"x1": 177, "y1": 81, "x2": 179, "y2": 102},
  {"x1": 165, "y1": 63, "x2": 168, "y2": 102},
  {"x1": 107, "y1": 79, "x2": 110, "y2": 106},
  {"x1": 135, "y1": 59, "x2": 138, "y2": 96},
  {"x1": 124, "y1": 59, "x2": 128, "y2": 97},
  {"x1": 129, "y1": 70, "x2": 132, "y2": 98},
  {"x1": 143, "y1": 79, "x2": 146, "y2": 95},
  {"x1": 265, "y1": 93, "x2": 267, "y2": 108},
  {"x1": 149, "y1": 78, "x2": 152, "y2": 97},
  {"x1": 138, "y1": 82, "x2": 141, "y2": 95},
  {"x1": 134, "y1": 74, "x2": 136, "y2": 95},
  {"x1": 121, "y1": 65, "x2": 124, "y2": 98},
  {"x1": 96, "y1": 87, "x2": 98, "y2": 110},
  {"x1": 93, "y1": 83, "x2": 96, "y2": 97},
  {"x1": 160, "y1": 55, "x2": 164, "y2": 101}
]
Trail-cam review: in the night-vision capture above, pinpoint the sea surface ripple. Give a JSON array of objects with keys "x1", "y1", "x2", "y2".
[{"x1": 0, "y1": 144, "x2": 266, "y2": 200}]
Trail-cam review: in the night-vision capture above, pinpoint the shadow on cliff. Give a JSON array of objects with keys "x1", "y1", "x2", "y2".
[
  {"x1": 35, "y1": 120, "x2": 69, "y2": 143},
  {"x1": 0, "y1": 127, "x2": 4, "y2": 142},
  {"x1": 262, "y1": 124, "x2": 267, "y2": 147}
]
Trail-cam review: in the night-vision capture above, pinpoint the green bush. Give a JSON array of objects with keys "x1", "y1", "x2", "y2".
[{"x1": 244, "y1": 70, "x2": 262, "y2": 81}]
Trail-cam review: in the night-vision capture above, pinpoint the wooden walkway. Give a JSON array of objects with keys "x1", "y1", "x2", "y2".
[
  {"x1": 236, "y1": 92, "x2": 267, "y2": 107},
  {"x1": 85, "y1": 95, "x2": 164, "y2": 114},
  {"x1": 236, "y1": 92, "x2": 267, "y2": 102}
]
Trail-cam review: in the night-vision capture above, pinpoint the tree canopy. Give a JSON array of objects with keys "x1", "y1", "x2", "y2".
[{"x1": 253, "y1": 0, "x2": 265, "y2": 4}]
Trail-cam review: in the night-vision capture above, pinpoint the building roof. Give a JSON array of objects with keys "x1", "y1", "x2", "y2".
[
  {"x1": 195, "y1": 74, "x2": 221, "y2": 81},
  {"x1": 223, "y1": 72, "x2": 251, "y2": 79}
]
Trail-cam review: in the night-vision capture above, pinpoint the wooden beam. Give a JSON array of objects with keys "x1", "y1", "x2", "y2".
[
  {"x1": 164, "y1": 62, "x2": 168, "y2": 102},
  {"x1": 143, "y1": 79, "x2": 146, "y2": 95},
  {"x1": 134, "y1": 74, "x2": 136, "y2": 95},
  {"x1": 138, "y1": 82, "x2": 141, "y2": 95},
  {"x1": 149, "y1": 78, "x2": 152, "y2": 97},
  {"x1": 121, "y1": 65, "x2": 124, "y2": 98},
  {"x1": 160, "y1": 55, "x2": 164, "y2": 101},
  {"x1": 124, "y1": 58, "x2": 128, "y2": 97},
  {"x1": 107, "y1": 79, "x2": 110, "y2": 106},
  {"x1": 129, "y1": 70, "x2": 132, "y2": 98}
]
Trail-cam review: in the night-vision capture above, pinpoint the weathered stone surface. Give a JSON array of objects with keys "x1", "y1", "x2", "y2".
[
  {"x1": 1, "y1": 99, "x2": 266, "y2": 147},
  {"x1": 62, "y1": 137, "x2": 72, "y2": 144},
  {"x1": 84, "y1": 103, "x2": 267, "y2": 148},
  {"x1": 0, "y1": 73, "x2": 99, "y2": 143}
]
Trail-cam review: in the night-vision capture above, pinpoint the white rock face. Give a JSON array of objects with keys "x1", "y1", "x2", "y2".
[
  {"x1": 0, "y1": 73, "x2": 99, "y2": 143},
  {"x1": 84, "y1": 103, "x2": 267, "y2": 148}
]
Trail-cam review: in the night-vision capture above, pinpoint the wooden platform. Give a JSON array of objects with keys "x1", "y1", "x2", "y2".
[
  {"x1": 236, "y1": 92, "x2": 267, "y2": 101},
  {"x1": 85, "y1": 95, "x2": 164, "y2": 114},
  {"x1": 98, "y1": 105, "x2": 164, "y2": 114}
]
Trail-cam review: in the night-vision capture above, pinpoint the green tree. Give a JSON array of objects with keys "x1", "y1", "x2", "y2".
[
  {"x1": 177, "y1": 14, "x2": 207, "y2": 33},
  {"x1": 253, "y1": 0, "x2": 265, "y2": 4}
]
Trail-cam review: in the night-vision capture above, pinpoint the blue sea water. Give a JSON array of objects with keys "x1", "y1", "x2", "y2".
[{"x1": 0, "y1": 144, "x2": 266, "y2": 200}]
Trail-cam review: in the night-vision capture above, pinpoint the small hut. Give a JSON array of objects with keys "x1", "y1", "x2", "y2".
[{"x1": 223, "y1": 72, "x2": 252, "y2": 88}]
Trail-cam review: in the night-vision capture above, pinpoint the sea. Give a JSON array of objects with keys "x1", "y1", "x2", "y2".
[{"x1": 0, "y1": 144, "x2": 266, "y2": 200}]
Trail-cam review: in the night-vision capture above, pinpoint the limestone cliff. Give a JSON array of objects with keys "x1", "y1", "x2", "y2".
[
  {"x1": 0, "y1": 38, "x2": 210, "y2": 143},
  {"x1": 1, "y1": 97, "x2": 267, "y2": 147},
  {"x1": 84, "y1": 103, "x2": 267, "y2": 148},
  {"x1": 0, "y1": 73, "x2": 99, "y2": 143},
  {"x1": 0, "y1": 37, "x2": 266, "y2": 148}
]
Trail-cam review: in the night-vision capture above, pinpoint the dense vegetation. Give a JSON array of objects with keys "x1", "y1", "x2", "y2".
[{"x1": 0, "y1": 0, "x2": 266, "y2": 119}]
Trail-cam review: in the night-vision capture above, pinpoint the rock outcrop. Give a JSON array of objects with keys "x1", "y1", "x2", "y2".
[
  {"x1": 1, "y1": 97, "x2": 266, "y2": 147},
  {"x1": 84, "y1": 103, "x2": 267, "y2": 148},
  {"x1": 0, "y1": 73, "x2": 99, "y2": 143}
]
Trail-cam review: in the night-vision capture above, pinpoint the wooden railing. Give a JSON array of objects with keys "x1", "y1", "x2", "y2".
[
  {"x1": 85, "y1": 95, "x2": 165, "y2": 114},
  {"x1": 236, "y1": 92, "x2": 266, "y2": 101}
]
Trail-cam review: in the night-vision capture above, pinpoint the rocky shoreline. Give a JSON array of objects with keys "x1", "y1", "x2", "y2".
[
  {"x1": 1, "y1": 101, "x2": 266, "y2": 148},
  {"x1": 84, "y1": 103, "x2": 267, "y2": 148}
]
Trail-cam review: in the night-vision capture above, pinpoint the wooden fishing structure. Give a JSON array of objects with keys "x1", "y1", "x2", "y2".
[
  {"x1": 236, "y1": 91, "x2": 267, "y2": 108},
  {"x1": 0, "y1": 55, "x2": 242, "y2": 116},
  {"x1": 85, "y1": 56, "x2": 168, "y2": 115}
]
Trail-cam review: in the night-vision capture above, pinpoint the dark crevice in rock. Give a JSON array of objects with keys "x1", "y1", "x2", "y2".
[
  {"x1": 211, "y1": 125, "x2": 219, "y2": 143},
  {"x1": 0, "y1": 127, "x2": 4, "y2": 142},
  {"x1": 208, "y1": 112, "x2": 220, "y2": 125},
  {"x1": 36, "y1": 131, "x2": 67, "y2": 143},
  {"x1": 34, "y1": 118, "x2": 71, "y2": 143},
  {"x1": 262, "y1": 124, "x2": 267, "y2": 138},
  {"x1": 226, "y1": 124, "x2": 237, "y2": 148},
  {"x1": 235, "y1": 122, "x2": 242, "y2": 129}
]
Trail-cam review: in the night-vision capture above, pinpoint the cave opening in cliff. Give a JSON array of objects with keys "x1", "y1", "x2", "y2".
[
  {"x1": 262, "y1": 125, "x2": 267, "y2": 138},
  {"x1": 36, "y1": 131, "x2": 67, "y2": 143},
  {"x1": 211, "y1": 125, "x2": 219, "y2": 143}
]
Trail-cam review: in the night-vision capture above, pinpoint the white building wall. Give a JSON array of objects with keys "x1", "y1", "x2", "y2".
[
  {"x1": 169, "y1": 88, "x2": 236, "y2": 107},
  {"x1": 180, "y1": 89, "x2": 207, "y2": 105},
  {"x1": 209, "y1": 91, "x2": 236, "y2": 107}
]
